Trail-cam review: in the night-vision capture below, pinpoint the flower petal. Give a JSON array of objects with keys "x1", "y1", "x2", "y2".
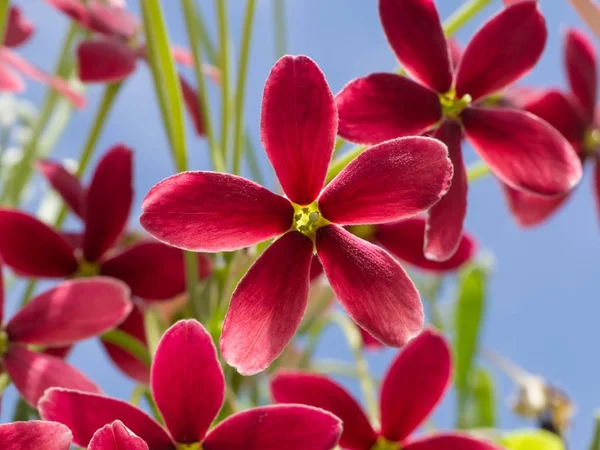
[
  {"x1": 4, "y1": 347, "x2": 101, "y2": 407},
  {"x1": 376, "y1": 218, "x2": 476, "y2": 272},
  {"x1": 319, "y1": 137, "x2": 452, "y2": 225},
  {"x1": 502, "y1": 184, "x2": 570, "y2": 228},
  {"x1": 152, "y1": 320, "x2": 224, "y2": 443},
  {"x1": 260, "y1": 55, "x2": 337, "y2": 205},
  {"x1": 565, "y1": 28, "x2": 597, "y2": 122},
  {"x1": 5, "y1": 7, "x2": 34, "y2": 48},
  {"x1": 462, "y1": 107, "x2": 582, "y2": 196},
  {"x1": 83, "y1": 145, "x2": 133, "y2": 262},
  {"x1": 180, "y1": 75, "x2": 205, "y2": 136},
  {"x1": 404, "y1": 433, "x2": 502, "y2": 450},
  {"x1": 203, "y1": 405, "x2": 342, "y2": 450},
  {"x1": 380, "y1": 329, "x2": 451, "y2": 442},
  {"x1": 37, "y1": 160, "x2": 85, "y2": 219},
  {"x1": 425, "y1": 120, "x2": 468, "y2": 261},
  {"x1": 0, "y1": 65, "x2": 24, "y2": 92},
  {"x1": 336, "y1": 74, "x2": 441, "y2": 145},
  {"x1": 88, "y1": 421, "x2": 149, "y2": 450},
  {"x1": 101, "y1": 305, "x2": 150, "y2": 384},
  {"x1": 6, "y1": 277, "x2": 131, "y2": 347},
  {"x1": 378, "y1": 0, "x2": 452, "y2": 92},
  {"x1": 101, "y1": 241, "x2": 211, "y2": 301},
  {"x1": 87, "y1": 3, "x2": 139, "y2": 40},
  {"x1": 77, "y1": 38, "x2": 137, "y2": 83},
  {"x1": 455, "y1": 1, "x2": 546, "y2": 101},
  {"x1": 39, "y1": 389, "x2": 173, "y2": 450},
  {"x1": 221, "y1": 231, "x2": 313, "y2": 375},
  {"x1": 316, "y1": 225, "x2": 423, "y2": 347},
  {"x1": 0, "y1": 421, "x2": 72, "y2": 450},
  {"x1": 271, "y1": 371, "x2": 377, "y2": 450},
  {"x1": 0, "y1": 209, "x2": 78, "y2": 278},
  {"x1": 141, "y1": 172, "x2": 293, "y2": 252}
]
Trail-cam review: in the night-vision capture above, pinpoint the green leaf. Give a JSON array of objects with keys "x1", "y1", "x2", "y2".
[
  {"x1": 470, "y1": 367, "x2": 497, "y2": 428},
  {"x1": 501, "y1": 430, "x2": 565, "y2": 450},
  {"x1": 143, "y1": 308, "x2": 166, "y2": 357},
  {"x1": 139, "y1": 0, "x2": 188, "y2": 172}
]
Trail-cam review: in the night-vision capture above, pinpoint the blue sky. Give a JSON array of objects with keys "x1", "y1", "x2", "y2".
[{"x1": 3, "y1": 1, "x2": 598, "y2": 448}]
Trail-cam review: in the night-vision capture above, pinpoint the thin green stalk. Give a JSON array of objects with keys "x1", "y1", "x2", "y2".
[
  {"x1": 0, "y1": 1, "x2": 11, "y2": 46},
  {"x1": 443, "y1": 0, "x2": 493, "y2": 37},
  {"x1": 184, "y1": 251, "x2": 201, "y2": 320},
  {"x1": 190, "y1": 1, "x2": 217, "y2": 63},
  {"x1": 273, "y1": 0, "x2": 287, "y2": 59},
  {"x1": 232, "y1": 0, "x2": 258, "y2": 175},
  {"x1": 326, "y1": 145, "x2": 366, "y2": 183},
  {"x1": 181, "y1": 0, "x2": 223, "y2": 172},
  {"x1": 467, "y1": 159, "x2": 491, "y2": 183},
  {"x1": 144, "y1": 389, "x2": 164, "y2": 424},
  {"x1": 0, "y1": 372, "x2": 10, "y2": 395},
  {"x1": 245, "y1": 135, "x2": 264, "y2": 184},
  {"x1": 19, "y1": 280, "x2": 36, "y2": 306},
  {"x1": 12, "y1": 398, "x2": 34, "y2": 422},
  {"x1": 130, "y1": 384, "x2": 146, "y2": 406},
  {"x1": 590, "y1": 413, "x2": 600, "y2": 450},
  {"x1": 102, "y1": 329, "x2": 152, "y2": 367},
  {"x1": 216, "y1": 0, "x2": 232, "y2": 164}
]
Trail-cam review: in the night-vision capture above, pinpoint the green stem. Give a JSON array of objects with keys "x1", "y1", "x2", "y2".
[
  {"x1": 273, "y1": 0, "x2": 287, "y2": 59},
  {"x1": 245, "y1": 135, "x2": 264, "y2": 184},
  {"x1": 184, "y1": 251, "x2": 200, "y2": 320},
  {"x1": 0, "y1": 372, "x2": 10, "y2": 395},
  {"x1": 443, "y1": 0, "x2": 493, "y2": 37},
  {"x1": 216, "y1": 0, "x2": 232, "y2": 164},
  {"x1": 590, "y1": 413, "x2": 600, "y2": 450},
  {"x1": 326, "y1": 145, "x2": 366, "y2": 184},
  {"x1": 0, "y1": 1, "x2": 11, "y2": 46},
  {"x1": 144, "y1": 388, "x2": 164, "y2": 424},
  {"x1": 232, "y1": 0, "x2": 257, "y2": 175},
  {"x1": 101, "y1": 329, "x2": 152, "y2": 367},
  {"x1": 181, "y1": 0, "x2": 224, "y2": 172},
  {"x1": 12, "y1": 398, "x2": 34, "y2": 422},
  {"x1": 190, "y1": 1, "x2": 217, "y2": 63},
  {"x1": 467, "y1": 159, "x2": 491, "y2": 183},
  {"x1": 20, "y1": 280, "x2": 36, "y2": 307}
]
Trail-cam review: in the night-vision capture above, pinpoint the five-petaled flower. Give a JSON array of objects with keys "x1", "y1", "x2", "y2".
[
  {"x1": 502, "y1": 28, "x2": 600, "y2": 227},
  {"x1": 39, "y1": 319, "x2": 343, "y2": 450},
  {"x1": 140, "y1": 55, "x2": 454, "y2": 375},
  {"x1": 336, "y1": 0, "x2": 582, "y2": 261},
  {"x1": 0, "y1": 265, "x2": 131, "y2": 407},
  {"x1": 271, "y1": 329, "x2": 502, "y2": 450}
]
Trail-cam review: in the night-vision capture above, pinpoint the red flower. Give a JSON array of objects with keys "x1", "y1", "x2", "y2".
[
  {"x1": 0, "y1": 7, "x2": 85, "y2": 108},
  {"x1": 39, "y1": 319, "x2": 343, "y2": 450},
  {"x1": 88, "y1": 421, "x2": 149, "y2": 450},
  {"x1": 336, "y1": 0, "x2": 581, "y2": 261},
  {"x1": 503, "y1": 29, "x2": 600, "y2": 227},
  {"x1": 271, "y1": 329, "x2": 501, "y2": 450},
  {"x1": 0, "y1": 267, "x2": 131, "y2": 406},
  {"x1": 0, "y1": 420, "x2": 72, "y2": 450},
  {"x1": 141, "y1": 55, "x2": 453, "y2": 374}
]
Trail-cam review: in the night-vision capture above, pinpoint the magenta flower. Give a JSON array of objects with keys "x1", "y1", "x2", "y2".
[
  {"x1": 503, "y1": 29, "x2": 600, "y2": 227},
  {"x1": 0, "y1": 267, "x2": 131, "y2": 406},
  {"x1": 39, "y1": 319, "x2": 342, "y2": 450},
  {"x1": 0, "y1": 7, "x2": 84, "y2": 108},
  {"x1": 88, "y1": 421, "x2": 149, "y2": 450},
  {"x1": 271, "y1": 329, "x2": 501, "y2": 450},
  {"x1": 0, "y1": 420, "x2": 72, "y2": 450},
  {"x1": 336, "y1": 0, "x2": 581, "y2": 261},
  {"x1": 141, "y1": 55, "x2": 453, "y2": 374}
]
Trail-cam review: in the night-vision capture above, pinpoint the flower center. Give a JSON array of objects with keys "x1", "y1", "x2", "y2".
[
  {"x1": 371, "y1": 437, "x2": 401, "y2": 450},
  {"x1": 176, "y1": 443, "x2": 202, "y2": 450},
  {"x1": 292, "y1": 201, "x2": 330, "y2": 240},
  {"x1": 76, "y1": 259, "x2": 100, "y2": 278},
  {"x1": 439, "y1": 89, "x2": 472, "y2": 121},
  {"x1": 0, "y1": 330, "x2": 10, "y2": 357},
  {"x1": 583, "y1": 127, "x2": 600, "y2": 155}
]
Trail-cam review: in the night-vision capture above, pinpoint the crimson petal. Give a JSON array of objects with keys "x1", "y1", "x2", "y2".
[
  {"x1": 83, "y1": 145, "x2": 133, "y2": 262},
  {"x1": 77, "y1": 38, "x2": 137, "y2": 83},
  {"x1": 203, "y1": 405, "x2": 342, "y2": 450},
  {"x1": 0, "y1": 65, "x2": 24, "y2": 92},
  {"x1": 455, "y1": 1, "x2": 546, "y2": 101},
  {"x1": 379, "y1": 0, "x2": 452, "y2": 92},
  {"x1": 380, "y1": 329, "x2": 451, "y2": 442},
  {"x1": 0, "y1": 421, "x2": 72, "y2": 450},
  {"x1": 502, "y1": 184, "x2": 570, "y2": 228},
  {"x1": 221, "y1": 232, "x2": 313, "y2": 375},
  {"x1": 152, "y1": 320, "x2": 224, "y2": 443},
  {"x1": 425, "y1": 120, "x2": 467, "y2": 261},
  {"x1": 336, "y1": 74, "x2": 441, "y2": 145},
  {"x1": 565, "y1": 29, "x2": 597, "y2": 123},
  {"x1": 5, "y1": 7, "x2": 34, "y2": 48},
  {"x1": 319, "y1": 137, "x2": 452, "y2": 225},
  {"x1": 376, "y1": 218, "x2": 475, "y2": 272},
  {"x1": 141, "y1": 171, "x2": 293, "y2": 252},
  {"x1": 316, "y1": 225, "x2": 423, "y2": 347},
  {"x1": 88, "y1": 3, "x2": 139, "y2": 40},
  {"x1": 271, "y1": 371, "x2": 377, "y2": 450},
  {"x1": 462, "y1": 107, "x2": 582, "y2": 196},
  {"x1": 37, "y1": 160, "x2": 85, "y2": 219},
  {"x1": 260, "y1": 55, "x2": 337, "y2": 205},
  {"x1": 7, "y1": 278, "x2": 131, "y2": 347},
  {"x1": 0, "y1": 209, "x2": 78, "y2": 278},
  {"x1": 39, "y1": 389, "x2": 173, "y2": 450},
  {"x1": 4, "y1": 347, "x2": 101, "y2": 407},
  {"x1": 89, "y1": 421, "x2": 149, "y2": 450},
  {"x1": 404, "y1": 433, "x2": 502, "y2": 450},
  {"x1": 180, "y1": 75, "x2": 205, "y2": 136}
]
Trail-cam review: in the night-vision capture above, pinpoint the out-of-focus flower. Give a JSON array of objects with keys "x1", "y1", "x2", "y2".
[
  {"x1": 40, "y1": 319, "x2": 343, "y2": 450},
  {"x1": 271, "y1": 329, "x2": 502, "y2": 450},
  {"x1": 0, "y1": 265, "x2": 131, "y2": 406},
  {"x1": 336, "y1": 0, "x2": 581, "y2": 261},
  {"x1": 0, "y1": 420, "x2": 72, "y2": 450},
  {"x1": 503, "y1": 29, "x2": 600, "y2": 227},
  {"x1": 141, "y1": 55, "x2": 454, "y2": 375},
  {"x1": 0, "y1": 7, "x2": 85, "y2": 108}
]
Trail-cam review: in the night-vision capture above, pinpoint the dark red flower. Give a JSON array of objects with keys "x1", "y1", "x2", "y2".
[
  {"x1": 336, "y1": 0, "x2": 581, "y2": 261},
  {"x1": 271, "y1": 329, "x2": 501, "y2": 450},
  {"x1": 0, "y1": 265, "x2": 131, "y2": 406},
  {"x1": 503, "y1": 29, "x2": 600, "y2": 227},
  {"x1": 88, "y1": 421, "x2": 149, "y2": 450},
  {"x1": 141, "y1": 55, "x2": 454, "y2": 374},
  {"x1": 0, "y1": 420, "x2": 72, "y2": 450},
  {"x1": 40, "y1": 319, "x2": 342, "y2": 450},
  {"x1": 0, "y1": 7, "x2": 84, "y2": 108}
]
